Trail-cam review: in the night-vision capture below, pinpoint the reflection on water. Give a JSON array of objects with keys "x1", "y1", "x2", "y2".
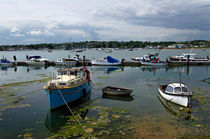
[
  {"x1": 141, "y1": 66, "x2": 168, "y2": 73},
  {"x1": 91, "y1": 66, "x2": 124, "y2": 74},
  {"x1": 45, "y1": 92, "x2": 91, "y2": 132},
  {"x1": 158, "y1": 94, "x2": 192, "y2": 120},
  {"x1": 102, "y1": 94, "x2": 134, "y2": 102}
]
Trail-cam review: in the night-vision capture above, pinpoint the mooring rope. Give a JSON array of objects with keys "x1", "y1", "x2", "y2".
[
  {"x1": 57, "y1": 88, "x2": 93, "y2": 138},
  {"x1": 0, "y1": 88, "x2": 43, "y2": 103}
]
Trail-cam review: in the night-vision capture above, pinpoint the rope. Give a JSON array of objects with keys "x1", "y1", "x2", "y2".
[
  {"x1": 57, "y1": 89, "x2": 93, "y2": 138},
  {"x1": 0, "y1": 89, "x2": 43, "y2": 103}
]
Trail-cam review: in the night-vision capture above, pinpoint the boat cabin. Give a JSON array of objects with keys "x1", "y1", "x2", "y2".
[
  {"x1": 143, "y1": 54, "x2": 156, "y2": 61},
  {"x1": 182, "y1": 53, "x2": 196, "y2": 59},
  {"x1": 165, "y1": 83, "x2": 189, "y2": 94}
]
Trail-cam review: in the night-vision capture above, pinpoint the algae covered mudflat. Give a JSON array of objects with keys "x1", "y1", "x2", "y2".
[{"x1": 0, "y1": 61, "x2": 209, "y2": 138}]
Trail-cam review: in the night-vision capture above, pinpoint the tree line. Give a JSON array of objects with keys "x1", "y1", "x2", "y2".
[{"x1": 0, "y1": 40, "x2": 209, "y2": 50}]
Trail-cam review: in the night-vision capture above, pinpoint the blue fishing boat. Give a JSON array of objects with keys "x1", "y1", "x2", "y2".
[{"x1": 43, "y1": 67, "x2": 92, "y2": 110}]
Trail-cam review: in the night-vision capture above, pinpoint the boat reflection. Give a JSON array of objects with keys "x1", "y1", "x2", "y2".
[
  {"x1": 91, "y1": 66, "x2": 124, "y2": 74},
  {"x1": 45, "y1": 92, "x2": 91, "y2": 132},
  {"x1": 102, "y1": 94, "x2": 134, "y2": 102},
  {"x1": 141, "y1": 66, "x2": 168, "y2": 74},
  {"x1": 158, "y1": 94, "x2": 192, "y2": 120}
]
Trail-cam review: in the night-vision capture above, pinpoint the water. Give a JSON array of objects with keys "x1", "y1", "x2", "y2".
[{"x1": 0, "y1": 49, "x2": 209, "y2": 138}]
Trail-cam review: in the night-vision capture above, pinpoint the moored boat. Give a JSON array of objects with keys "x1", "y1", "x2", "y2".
[
  {"x1": 91, "y1": 56, "x2": 121, "y2": 66},
  {"x1": 43, "y1": 67, "x2": 92, "y2": 110},
  {"x1": 0, "y1": 58, "x2": 13, "y2": 67},
  {"x1": 139, "y1": 54, "x2": 168, "y2": 66},
  {"x1": 25, "y1": 56, "x2": 50, "y2": 66},
  {"x1": 102, "y1": 86, "x2": 133, "y2": 96},
  {"x1": 158, "y1": 83, "x2": 192, "y2": 107},
  {"x1": 169, "y1": 53, "x2": 209, "y2": 62},
  {"x1": 55, "y1": 56, "x2": 80, "y2": 66}
]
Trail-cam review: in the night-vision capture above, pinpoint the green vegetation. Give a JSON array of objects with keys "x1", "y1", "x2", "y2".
[
  {"x1": 1, "y1": 40, "x2": 210, "y2": 50},
  {"x1": 49, "y1": 103, "x2": 132, "y2": 138},
  {"x1": 1, "y1": 78, "x2": 49, "y2": 88}
]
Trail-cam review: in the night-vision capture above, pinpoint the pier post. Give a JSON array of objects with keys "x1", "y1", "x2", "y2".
[
  {"x1": 121, "y1": 58, "x2": 125, "y2": 66},
  {"x1": 187, "y1": 55, "x2": 190, "y2": 66},
  {"x1": 83, "y1": 56, "x2": 86, "y2": 66}
]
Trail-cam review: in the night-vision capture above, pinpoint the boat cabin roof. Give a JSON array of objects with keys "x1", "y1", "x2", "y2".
[
  {"x1": 168, "y1": 83, "x2": 186, "y2": 88},
  {"x1": 183, "y1": 53, "x2": 196, "y2": 56}
]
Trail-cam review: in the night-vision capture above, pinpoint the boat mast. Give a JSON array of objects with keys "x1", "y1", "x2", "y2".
[{"x1": 179, "y1": 72, "x2": 181, "y2": 86}]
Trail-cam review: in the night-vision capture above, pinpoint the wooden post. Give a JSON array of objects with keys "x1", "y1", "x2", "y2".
[
  {"x1": 187, "y1": 55, "x2": 190, "y2": 66},
  {"x1": 121, "y1": 58, "x2": 125, "y2": 66},
  {"x1": 83, "y1": 55, "x2": 86, "y2": 66}
]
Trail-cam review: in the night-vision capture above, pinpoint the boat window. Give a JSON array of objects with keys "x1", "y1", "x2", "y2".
[
  {"x1": 166, "y1": 86, "x2": 173, "y2": 93},
  {"x1": 71, "y1": 82, "x2": 74, "y2": 84},
  {"x1": 182, "y1": 87, "x2": 188, "y2": 92},
  {"x1": 58, "y1": 71, "x2": 67, "y2": 75},
  {"x1": 59, "y1": 83, "x2": 66, "y2": 86},
  {"x1": 174, "y1": 87, "x2": 181, "y2": 93}
]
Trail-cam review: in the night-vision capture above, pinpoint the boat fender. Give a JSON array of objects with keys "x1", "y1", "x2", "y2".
[{"x1": 153, "y1": 59, "x2": 157, "y2": 64}]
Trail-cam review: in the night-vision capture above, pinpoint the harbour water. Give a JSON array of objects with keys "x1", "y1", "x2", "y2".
[{"x1": 0, "y1": 49, "x2": 209, "y2": 138}]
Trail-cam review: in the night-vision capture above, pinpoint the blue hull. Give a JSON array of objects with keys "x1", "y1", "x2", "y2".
[{"x1": 45, "y1": 81, "x2": 91, "y2": 110}]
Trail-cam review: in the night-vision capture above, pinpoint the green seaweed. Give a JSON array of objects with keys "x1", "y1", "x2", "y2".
[
  {"x1": 49, "y1": 102, "x2": 132, "y2": 138},
  {"x1": 1, "y1": 78, "x2": 49, "y2": 88}
]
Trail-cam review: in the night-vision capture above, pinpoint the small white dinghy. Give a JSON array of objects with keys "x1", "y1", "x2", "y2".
[{"x1": 158, "y1": 83, "x2": 192, "y2": 107}]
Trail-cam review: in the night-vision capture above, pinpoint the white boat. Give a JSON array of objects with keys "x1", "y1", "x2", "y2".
[
  {"x1": 0, "y1": 59, "x2": 13, "y2": 67},
  {"x1": 25, "y1": 56, "x2": 49, "y2": 66},
  {"x1": 158, "y1": 83, "x2": 192, "y2": 107},
  {"x1": 56, "y1": 58, "x2": 77, "y2": 66},
  {"x1": 169, "y1": 53, "x2": 209, "y2": 62},
  {"x1": 139, "y1": 54, "x2": 168, "y2": 66},
  {"x1": 91, "y1": 56, "x2": 121, "y2": 66},
  {"x1": 104, "y1": 49, "x2": 112, "y2": 53},
  {"x1": 132, "y1": 53, "x2": 159, "y2": 61},
  {"x1": 131, "y1": 57, "x2": 144, "y2": 61}
]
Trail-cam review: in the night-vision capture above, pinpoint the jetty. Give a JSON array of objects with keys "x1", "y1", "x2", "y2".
[{"x1": 12, "y1": 59, "x2": 210, "y2": 67}]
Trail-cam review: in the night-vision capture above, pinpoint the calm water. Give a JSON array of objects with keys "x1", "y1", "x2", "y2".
[{"x1": 0, "y1": 49, "x2": 209, "y2": 138}]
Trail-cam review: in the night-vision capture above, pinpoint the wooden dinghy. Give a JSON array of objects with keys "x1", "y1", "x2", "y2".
[{"x1": 102, "y1": 86, "x2": 133, "y2": 96}]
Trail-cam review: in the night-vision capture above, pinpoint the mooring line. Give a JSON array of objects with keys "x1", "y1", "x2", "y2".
[{"x1": 57, "y1": 89, "x2": 93, "y2": 138}]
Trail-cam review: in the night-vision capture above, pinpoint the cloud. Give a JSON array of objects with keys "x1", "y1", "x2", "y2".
[
  {"x1": 27, "y1": 30, "x2": 54, "y2": 36},
  {"x1": 10, "y1": 26, "x2": 24, "y2": 37},
  {"x1": 10, "y1": 26, "x2": 21, "y2": 33},
  {"x1": 0, "y1": 0, "x2": 210, "y2": 44}
]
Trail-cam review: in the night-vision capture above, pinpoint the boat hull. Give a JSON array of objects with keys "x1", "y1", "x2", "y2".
[
  {"x1": 141, "y1": 61, "x2": 168, "y2": 66},
  {"x1": 0, "y1": 62, "x2": 13, "y2": 67},
  {"x1": 25, "y1": 61, "x2": 46, "y2": 66},
  {"x1": 55, "y1": 61, "x2": 76, "y2": 66},
  {"x1": 158, "y1": 88, "x2": 190, "y2": 107},
  {"x1": 102, "y1": 86, "x2": 133, "y2": 96},
  {"x1": 45, "y1": 81, "x2": 92, "y2": 110},
  {"x1": 169, "y1": 57, "x2": 209, "y2": 62}
]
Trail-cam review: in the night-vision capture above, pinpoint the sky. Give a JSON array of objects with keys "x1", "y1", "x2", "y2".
[{"x1": 0, "y1": 0, "x2": 210, "y2": 45}]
